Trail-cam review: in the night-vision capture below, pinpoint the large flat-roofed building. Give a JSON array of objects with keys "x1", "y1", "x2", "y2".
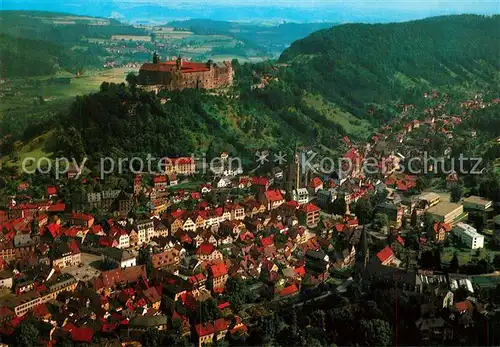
[
  {"x1": 426, "y1": 202, "x2": 464, "y2": 224},
  {"x1": 462, "y1": 196, "x2": 492, "y2": 211},
  {"x1": 453, "y1": 222, "x2": 484, "y2": 249},
  {"x1": 418, "y1": 192, "x2": 441, "y2": 208}
]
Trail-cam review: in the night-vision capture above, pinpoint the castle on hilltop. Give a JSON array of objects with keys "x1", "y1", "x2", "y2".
[{"x1": 137, "y1": 53, "x2": 234, "y2": 93}]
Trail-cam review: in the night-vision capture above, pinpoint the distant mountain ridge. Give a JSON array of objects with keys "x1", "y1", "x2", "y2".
[{"x1": 2, "y1": 1, "x2": 499, "y2": 24}]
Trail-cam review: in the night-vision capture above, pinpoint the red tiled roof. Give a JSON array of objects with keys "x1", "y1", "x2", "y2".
[
  {"x1": 141, "y1": 61, "x2": 210, "y2": 73},
  {"x1": 195, "y1": 322, "x2": 215, "y2": 337},
  {"x1": 251, "y1": 176, "x2": 269, "y2": 187},
  {"x1": 45, "y1": 223, "x2": 60, "y2": 238},
  {"x1": 434, "y1": 222, "x2": 452, "y2": 233},
  {"x1": 455, "y1": 301, "x2": 469, "y2": 312},
  {"x1": 264, "y1": 189, "x2": 283, "y2": 202},
  {"x1": 280, "y1": 284, "x2": 299, "y2": 297},
  {"x1": 48, "y1": 203, "x2": 66, "y2": 212},
  {"x1": 287, "y1": 200, "x2": 299, "y2": 208},
  {"x1": 47, "y1": 187, "x2": 57, "y2": 195},
  {"x1": 165, "y1": 157, "x2": 194, "y2": 165},
  {"x1": 218, "y1": 301, "x2": 230, "y2": 310},
  {"x1": 300, "y1": 203, "x2": 320, "y2": 214},
  {"x1": 294, "y1": 266, "x2": 306, "y2": 277},
  {"x1": 196, "y1": 243, "x2": 215, "y2": 255},
  {"x1": 213, "y1": 317, "x2": 229, "y2": 332},
  {"x1": 376, "y1": 246, "x2": 394, "y2": 263},
  {"x1": 70, "y1": 327, "x2": 94, "y2": 343},
  {"x1": 346, "y1": 218, "x2": 358, "y2": 226},
  {"x1": 71, "y1": 212, "x2": 94, "y2": 221},
  {"x1": 261, "y1": 235, "x2": 274, "y2": 247},
  {"x1": 396, "y1": 235, "x2": 405, "y2": 246},
  {"x1": 210, "y1": 263, "x2": 228, "y2": 278},
  {"x1": 335, "y1": 224, "x2": 345, "y2": 232},
  {"x1": 153, "y1": 175, "x2": 167, "y2": 184},
  {"x1": 310, "y1": 177, "x2": 323, "y2": 189}
]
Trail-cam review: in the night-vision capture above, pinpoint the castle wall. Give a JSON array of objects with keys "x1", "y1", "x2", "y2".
[{"x1": 138, "y1": 61, "x2": 233, "y2": 92}]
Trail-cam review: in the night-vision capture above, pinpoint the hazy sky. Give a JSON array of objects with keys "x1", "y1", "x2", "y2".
[
  {"x1": 113, "y1": 0, "x2": 499, "y2": 12},
  {"x1": 5, "y1": 0, "x2": 499, "y2": 12}
]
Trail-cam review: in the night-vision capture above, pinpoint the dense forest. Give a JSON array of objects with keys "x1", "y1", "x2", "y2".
[
  {"x1": 279, "y1": 14, "x2": 500, "y2": 124},
  {"x1": 0, "y1": 11, "x2": 146, "y2": 46},
  {"x1": 0, "y1": 11, "x2": 145, "y2": 77},
  {"x1": 0, "y1": 34, "x2": 105, "y2": 77}
]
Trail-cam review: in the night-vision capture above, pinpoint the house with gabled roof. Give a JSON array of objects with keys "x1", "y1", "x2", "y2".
[
  {"x1": 375, "y1": 246, "x2": 400, "y2": 267},
  {"x1": 259, "y1": 189, "x2": 285, "y2": 210},
  {"x1": 309, "y1": 177, "x2": 323, "y2": 194},
  {"x1": 208, "y1": 262, "x2": 228, "y2": 293},
  {"x1": 299, "y1": 203, "x2": 321, "y2": 228},
  {"x1": 195, "y1": 243, "x2": 223, "y2": 262}
]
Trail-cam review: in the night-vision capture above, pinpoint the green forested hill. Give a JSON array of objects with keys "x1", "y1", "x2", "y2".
[
  {"x1": 2, "y1": 14, "x2": 500, "y2": 168},
  {"x1": 279, "y1": 14, "x2": 500, "y2": 123},
  {"x1": 0, "y1": 34, "x2": 104, "y2": 77},
  {"x1": 0, "y1": 11, "x2": 145, "y2": 77},
  {"x1": 0, "y1": 11, "x2": 146, "y2": 46}
]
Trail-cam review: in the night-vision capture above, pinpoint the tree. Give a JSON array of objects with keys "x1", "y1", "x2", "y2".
[
  {"x1": 372, "y1": 213, "x2": 389, "y2": 233},
  {"x1": 353, "y1": 197, "x2": 373, "y2": 225},
  {"x1": 494, "y1": 254, "x2": 500, "y2": 270},
  {"x1": 416, "y1": 176, "x2": 429, "y2": 192},
  {"x1": 142, "y1": 328, "x2": 163, "y2": 347},
  {"x1": 359, "y1": 319, "x2": 392, "y2": 346},
  {"x1": 126, "y1": 72, "x2": 138, "y2": 87},
  {"x1": 198, "y1": 298, "x2": 220, "y2": 323},
  {"x1": 137, "y1": 245, "x2": 153, "y2": 276},
  {"x1": 14, "y1": 319, "x2": 40, "y2": 347},
  {"x1": 330, "y1": 194, "x2": 346, "y2": 216},
  {"x1": 450, "y1": 185, "x2": 463, "y2": 203},
  {"x1": 450, "y1": 252, "x2": 460, "y2": 273},
  {"x1": 470, "y1": 212, "x2": 487, "y2": 232},
  {"x1": 410, "y1": 208, "x2": 418, "y2": 227}
]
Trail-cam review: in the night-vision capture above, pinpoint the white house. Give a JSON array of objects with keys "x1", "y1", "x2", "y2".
[
  {"x1": 0, "y1": 270, "x2": 14, "y2": 289},
  {"x1": 453, "y1": 223, "x2": 484, "y2": 249},
  {"x1": 293, "y1": 188, "x2": 309, "y2": 205},
  {"x1": 216, "y1": 177, "x2": 232, "y2": 188},
  {"x1": 136, "y1": 219, "x2": 154, "y2": 243},
  {"x1": 102, "y1": 248, "x2": 137, "y2": 268}
]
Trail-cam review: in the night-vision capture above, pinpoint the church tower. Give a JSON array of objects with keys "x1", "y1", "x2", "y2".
[
  {"x1": 286, "y1": 148, "x2": 301, "y2": 195},
  {"x1": 355, "y1": 225, "x2": 370, "y2": 274}
]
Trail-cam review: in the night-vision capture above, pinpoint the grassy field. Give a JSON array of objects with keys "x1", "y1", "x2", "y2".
[
  {"x1": 1, "y1": 67, "x2": 135, "y2": 110},
  {"x1": 1, "y1": 131, "x2": 54, "y2": 170},
  {"x1": 0, "y1": 68, "x2": 135, "y2": 169},
  {"x1": 111, "y1": 35, "x2": 151, "y2": 41},
  {"x1": 303, "y1": 93, "x2": 373, "y2": 138}
]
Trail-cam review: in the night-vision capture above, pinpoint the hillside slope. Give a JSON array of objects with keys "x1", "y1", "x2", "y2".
[
  {"x1": 279, "y1": 15, "x2": 500, "y2": 123},
  {"x1": 0, "y1": 11, "x2": 145, "y2": 77}
]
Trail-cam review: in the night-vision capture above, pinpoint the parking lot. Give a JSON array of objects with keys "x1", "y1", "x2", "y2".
[{"x1": 61, "y1": 252, "x2": 102, "y2": 282}]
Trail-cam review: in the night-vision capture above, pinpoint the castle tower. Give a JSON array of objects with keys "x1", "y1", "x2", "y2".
[{"x1": 152, "y1": 52, "x2": 159, "y2": 64}]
